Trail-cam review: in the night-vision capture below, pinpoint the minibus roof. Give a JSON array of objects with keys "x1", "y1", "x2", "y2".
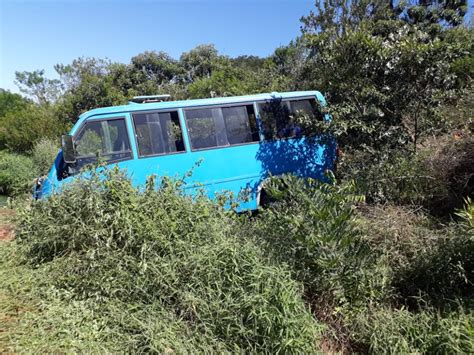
[
  {"x1": 80, "y1": 91, "x2": 323, "y2": 120},
  {"x1": 72, "y1": 90, "x2": 325, "y2": 134}
]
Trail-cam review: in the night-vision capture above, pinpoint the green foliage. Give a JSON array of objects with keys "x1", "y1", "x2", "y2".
[
  {"x1": 404, "y1": 0, "x2": 468, "y2": 28},
  {"x1": 301, "y1": 0, "x2": 468, "y2": 37},
  {"x1": 352, "y1": 305, "x2": 474, "y2": 354},
  {"x1": 1, "y1": 3, "x2": 473, "y2": 352},
  {"x1": 456, "y1": 197, "x2": 474, "y2": 237},
  {"x1": 301, "y1": 0, "x2": 399, "y2": 37},
  {"x1": 0, "y1": 89, "x2": 29, "y2": 118},
  {"x1": 3, "y1": 168, "x2": 474, "y2": 352},
  {"x1": 14, "y1": 69, "x2": 63, "y2": 104},
  {"x1": 14, "y1": 167, "x2": 323, "y2": 353},
  {"x1": 441, "y1": 85, "x2": 474, "y2": 130},
  {"x1": 252, "y1": 175, "x2": 383, "y2": 308},
  {"x1": 0, "y1": 151, "x2": 36, "y2": 196},
  {"x1": 57, "y1": 74, "x2": 128, "y2": 124},
  {"x1": 302, "y1": 22, "x2": 473, "y2": 155},
  {"x1": 338, "y1": 149, "x2": 429, "y2": 205},
  {"x1": 359, "y1": 204, "x2": 473, "y2": 307},
  {"x1": 418, "y1": 134, "x2": 474, "y2": 216},
  {"x1": 187, "y1": 61, "x2": 256, "y2": 99},
  {"x1": 32, "y1": 138, "x2": 59, "y2": 176},
  {"x1": 0, "y1": 104, "x2": 66, "y2": 153},
  {"x1": 351, "y1": 203, "x2": 473, "y2": 352},
  {"x1": 339, "y1": 132, "x2": 474, "y2": 216},
  {"x1": 55, "y1": 57, "x2": 111, "y2": 90},
  {"x1": 130, "y1": 51, "x2": 184, "y2": 84},
  {"x1": 180, "y1": 44, "x2": 219, "y2": 81}
]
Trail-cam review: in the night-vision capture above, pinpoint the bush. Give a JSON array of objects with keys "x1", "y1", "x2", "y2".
[
  {"x1": 359, "y1": 204, "x2": 474, "y2": 308},
  {"x1": 15, "y1": 166, "x2": 323, "y2": 353},
  {"x1": 32, "y1": 138, "x2": 59, "y2": 176},
  {"x1": 338, "y1": 132, "x2": 473, "y2": 217},
  {"x1": 251, "y1": 176, "x2": 390, "y2": 340},
  {"x1": 419, "y1": 133, "x2": 474, "y2": 216},
  {"x1": 0, "y1": 104, "x2": 66, "y2": 153},
  {"x1": 0, "y1": 151, "x2": 36, "y2": 196},
  {"x1": 348, "y1": 203, "x2": 474, "y2": 352},
  {"x1": 337, "y1": 149, "x2": 430, "y2": 206},
  {"x1": 351, "y1": 305, "x2": 474, "y2": 354}
]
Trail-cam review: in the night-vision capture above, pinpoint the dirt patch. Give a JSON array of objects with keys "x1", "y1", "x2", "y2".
[
  {"x1": 0, "y1": 208, "x2": 15, "y2": 242},
  {"x1": 0, "y1": 227, "x2": 14, "y2": 241}
]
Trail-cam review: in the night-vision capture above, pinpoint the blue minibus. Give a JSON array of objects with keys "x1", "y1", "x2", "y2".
[{"x1": 36, "y1": 91, "x2": 336, "y2": 211}]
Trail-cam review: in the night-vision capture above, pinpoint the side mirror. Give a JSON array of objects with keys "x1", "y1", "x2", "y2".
[{"x1": 61, "y1": 134, "x2": 76, "y2": 164}]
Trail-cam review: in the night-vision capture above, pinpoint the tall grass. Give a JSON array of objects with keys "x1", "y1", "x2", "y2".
[
  {"x1": 3, "y1": 166, "x2": 473, "y2": 353},
  {"x1": 252, "y1": 175, "x2": 383, "y2": 307},
  {"x1": 0, "y1": 151, "x2": 36, "y2": 196},
  {"x1": 31, "y1": 138, "x2": 59, "y2": 176},
  {"x1": 351, "y1": 305, "x2": 474, "y2": 354},
  {"x1": 359, "y1": 204, "x2": 474, "y2": 308},
  {"x1": 13, "y1": 166, "x2": 323, "y2": 353}
]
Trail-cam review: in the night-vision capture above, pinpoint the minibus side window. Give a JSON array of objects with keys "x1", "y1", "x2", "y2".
[
  {"x1": 133, "y1": 111, "x2": 185, "y2": 157},
  {"x1": 184, "y1": 108, "x2": 224, "y2": 150},
  {"x1": 185, "y1": 104, "x2": 259, "y2": 150},
  {"x1": 258, "y1": 98, "x2": 323, "y2": 140},
  {"x1": 74, "y1": 118, "x2": 132, "y2": 169},
  {"x1": 222, "y1": 105, "x2": 259, "y2": 145},
  {"x1": 288, "y1": 99, "x2": 324, "y2": 133}
]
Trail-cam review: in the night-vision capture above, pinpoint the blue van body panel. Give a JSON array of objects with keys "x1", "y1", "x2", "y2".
[{"x1": 38, "y1": 91, "x2": 335, "y2": 211}]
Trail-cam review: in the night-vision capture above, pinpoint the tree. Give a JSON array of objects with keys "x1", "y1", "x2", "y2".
[
  {"x1": 403, "y1": 0, "x2": 468, "y2": 28},
  {"x1": 0, "y1": 89, "x2": 29, "y2": 118},
  {"x1": 54, "y1": 57, "x2": 110, "y2": 91},
  {"x1": 300, "y1": 19, "x2": 473, "y2": 153},
  {"x1": 180, "y1": 44, "x2": 219, "y2": 81},
  {"x1": 187, "y1": 61, "x2": 249, "y2": 99},
  {"x1": 230, "y1": 55, "x2": 265, "y2": 71},
  {"x1": 0, "y1": 104, "x2": 66, "y2": 152},
  {"x1": 130, "y1": 51, "x2": 183, "y2": 85},
  {"x1": 14, "y1": 70, "x2": 63, "y2": 104},
  {"x1": 301, "y1": 1, "x2": 468, "y2": 38},
  {"x1": 301, "y1": 0, "x2": 399, "y2": 38},
  {"x1": 57, "y1": 74, "x2": 127, "y2": 124}
]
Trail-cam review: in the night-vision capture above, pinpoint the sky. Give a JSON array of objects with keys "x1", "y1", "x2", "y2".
[
  {"x1": 1, "y1": 0, "x2": 473, "y2": 94},
  {"x1": 0, "y1": 0, "x2": 316, "y2": 93}
]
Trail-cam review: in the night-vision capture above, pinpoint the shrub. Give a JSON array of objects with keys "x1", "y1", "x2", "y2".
[
  {"x1": 0, "y1": 151, "x2": 36, "y2": 196},
  {"x1": 358, "y1": 205, "x2": 442, "y2": 279},
  {"x1": 351, "y1": 204, "x2": 474, "y2": 352},
  {"x1": 32, "y1": 138, "x2": 59, "y2": 176},
  {"x1": 0, "y1": 104, "x2": 66, "y2": 153},
  {"x1": 359, "y1": 204, "x2": 474, "y2": 308},
  {"x1": 15, "y1": 166, "x2": 323, "y2": 353},
  {"x1": 337, "y1": 149, "x2": 430, "y2": 206},
  {"x1": 250, "y1": 176, "x2": 401, "y2": 351},
  {"x1": 419, "y1": 133, "x2": 474, "y2": 216},
  {"x1": 252, "y1": 175, "x2": 387, "y2": 313},
  {"x1": 338, "y1": 132, "x2": 473, "y2": 217},
  {"x1": 456, "y1": 197, "x2": 474, "y2": 237},
  {"x1": 351, "y1": 305, "x2": 474, "y2": 354}
]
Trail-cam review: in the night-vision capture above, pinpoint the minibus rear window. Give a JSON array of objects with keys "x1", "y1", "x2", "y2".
[
  {"x1": 185, "y1": 104, "x2": 259, "y2": 150},
  {"x1": 258, "y1": 98, "x2": 323, "y2": 140},
  {"x1": 133, "y1": 111, "x2": 185, "y2": 157}
]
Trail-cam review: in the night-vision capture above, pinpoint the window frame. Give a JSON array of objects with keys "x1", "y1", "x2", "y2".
[
  {"x1": 183, "y1": 101, "x2": 261, "y2": 152},
  {"x1": 131, "y1": 109, "x2": 187, "y2": 159},
  {"x1": 73, "y1": 116, "x2": 134, "y2": 166},
  {"x1": 256, "y1": 96, "x2": 323, "y2": 142}
]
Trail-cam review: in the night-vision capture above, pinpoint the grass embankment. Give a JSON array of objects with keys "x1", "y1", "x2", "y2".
[{"x1": 0, "y1": 168, "x2": 473, "y2": 353}]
